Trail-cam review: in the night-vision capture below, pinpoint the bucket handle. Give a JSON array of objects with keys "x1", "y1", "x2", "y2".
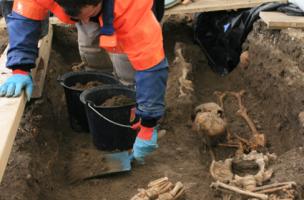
[{"x1": 88, "y1": 103, "x2": 132, "y2": 129}]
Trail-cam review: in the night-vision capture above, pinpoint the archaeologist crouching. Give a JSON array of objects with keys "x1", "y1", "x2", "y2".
[{"x1": 0, "y1": 0, "x2": 168, "y2": 163}]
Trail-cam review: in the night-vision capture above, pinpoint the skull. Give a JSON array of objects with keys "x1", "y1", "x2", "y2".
[
  {"x1": 193, "y1": 102, "x2": 226, "y2": 137},
  {"x1": 194, "y1": 102, "x2": 224, "y2": 118}
]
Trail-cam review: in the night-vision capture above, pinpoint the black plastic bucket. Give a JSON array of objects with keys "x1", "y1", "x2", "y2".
[
  {"x1": 58, "y1": 71, "x2": 119, "y2": 132},
  {"x1": 80, "y1": 85, "x2": 137, "y2": 151}
]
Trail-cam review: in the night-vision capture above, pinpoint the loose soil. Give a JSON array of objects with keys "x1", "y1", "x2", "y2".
[
  {"x1": 67, "y1": 135, "x2": 113, "y2": 184},
  {"x1": 1, "y1": 17, "x2": 304, "y2": 200},
  {"x1": 100, "y1": 95, "x2": 135, "y2": 107},
  {"x1": 0, "y1": 26, "x2": 8, "y2": 54},
  {"x1": 71, "y1": 81, "x2": 104, "y2": 90}
]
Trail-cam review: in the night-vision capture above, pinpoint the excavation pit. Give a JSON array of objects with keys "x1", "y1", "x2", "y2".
[{"x1": 1, "y1": 16, "x2": 304, "y2": 200}]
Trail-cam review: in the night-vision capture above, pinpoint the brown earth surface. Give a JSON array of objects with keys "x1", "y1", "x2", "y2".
[
  {"x1": 71, "y1": 81, "x2": 105, "y2": 90},
  {"x1": 1, "y1": 17, "x2": 304, "y2": 200},
  {"x1": 0, "y1": 26, "x2": 8, "y2": 55},
  {"x1": 100, "y1": 95, "x2": 135, "y2": 107}
]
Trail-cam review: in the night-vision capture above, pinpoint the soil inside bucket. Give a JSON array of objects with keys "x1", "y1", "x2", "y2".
[
  {"x1": 71, "y1": 81, "x2": 105, "y2": 90},
  {"x1": 99, "y1": 95, "x2": 135, "y2": 107}
]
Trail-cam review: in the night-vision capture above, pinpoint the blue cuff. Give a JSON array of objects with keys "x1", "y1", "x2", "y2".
[
  {"x1": 100, "y1": 0, "x2": 115, "y2": 35},
  {"x1": 6, "y1": 11, "x2": 42, "y2": 70}
]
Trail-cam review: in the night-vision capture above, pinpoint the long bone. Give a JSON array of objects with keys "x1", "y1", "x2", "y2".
[
  {"x1": 214, "y1": 91, "x2": 250, "y2": 149},
  {"x1": 157, "y1": 182, "x2": 185, "y2": 200},
  {"x1": 210, "y1": 181, "x2": 269, "y2": 200},
  {"x1": 229, "y1": 90, "x2": 265, "y2": 149},
  {"x1": 253, "y1": 182, "x2": 296, "y2": 194},
  {"x1": 214, "y1": 91, "x2": 227, "y2": 109}
]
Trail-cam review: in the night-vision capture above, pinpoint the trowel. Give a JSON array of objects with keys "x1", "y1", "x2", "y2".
[{"x1": 68, "y1": 149, "x2": 132, "y2": 183}]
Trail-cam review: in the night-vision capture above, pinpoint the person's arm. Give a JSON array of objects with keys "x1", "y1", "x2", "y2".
[
  {"x1": 6, "y1": 11, "x2": 42, "y2": 71},
  {"x1": 0, "y1": 11, "x2": 42, "y2": 101}
]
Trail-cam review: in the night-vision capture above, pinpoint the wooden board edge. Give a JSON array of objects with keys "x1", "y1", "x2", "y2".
[
  {"x1": 260, "y1": 11, "x2": 304, "y2": 29},
  {"x1": 165, "y1": 0, "x2": 288, "y2": 15},
  {"x1": 0, "y1": 96, "x2": 26, "y2": 182},
  {"x1": 0, "y1": 23, "x2": 53, "y2": 183},
  {"x1": 32, "y1": 24, "x2": 53, "y2": 98}
]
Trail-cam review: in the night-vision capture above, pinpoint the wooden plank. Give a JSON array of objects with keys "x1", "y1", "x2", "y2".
[
  {"x1": 0, "y1": 24, "x2": 53, "y2": 182},
  {"x1": 0, "y1": 46, "x2": 26, "y2": 183},
  {"x1": 165, "y1": 0, "x2": 288, "y2": 15},
  {"x1": 260, "y1": 11, "x2": 304, "y2": 29},
  {"x1": 31, "y1": 24, "x2": 53, "y2": 98}
]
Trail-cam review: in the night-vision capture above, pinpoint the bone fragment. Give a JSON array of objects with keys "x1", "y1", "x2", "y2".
[
  {"x1": 232, "y1": 132, "x2": 250, "y2": 146},
  {"x1": 256, "y1": 185, "x2": 294, "y2": 194},
  {"x1": 210, "y1": 160, "x2": 234, "y2": 182},
  {"x1": 210, "y1": 181, "x2": 268, "y2": 200},
  {"x1": 234, "y1": 175, "x2": 257, "y2": 191},
  {"x1": 229, "y1": 90, "x2": 265, "y2": 148},
  {"x1": 240, "y1": 51, "x2": 250, "y2": 69},
  {"x1": 214, "y1": 91, "x2": 227, "y2": 109},
  {"x1": 148, "y1": 177, "x2": 169, "y2": 188},
  {"x1": 193, "y1": 112, "x2": 227, "y2": 137},
  {"x1": 253, "y1": 182, "x2": 296, "y2": 193},
  {"x1": 131, "y1": 178, "x2": 185, "y2": 200},
  {"x1": 174, "y1": 44, "x2": 194, "y2": 98},
  {"x1": 230, "y1": 90, "x2": 258, "y2": 134},
  {"x1": 194, "y1": 102, "x2": 223, "y2": 117},
  {"x1": 170, "y1": 182, "x2": 185, "y2": 199}
]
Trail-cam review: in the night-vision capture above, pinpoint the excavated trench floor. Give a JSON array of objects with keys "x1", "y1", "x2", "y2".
[{"x1": 1, "y1": 17, "x2": 304, "y2": 200}]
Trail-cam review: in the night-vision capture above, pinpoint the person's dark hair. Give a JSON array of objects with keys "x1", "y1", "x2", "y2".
[{"x1": 55, "y1": 0, "x2": 102, "y2": 17}]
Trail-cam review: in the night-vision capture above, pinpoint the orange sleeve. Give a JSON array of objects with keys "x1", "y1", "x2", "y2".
[
  {"x1": 112, "y1": 0, "x2": 165, "y2": 70},
  {"x1": 13, "y1": 0, "x2": 48, "y2": 20}
]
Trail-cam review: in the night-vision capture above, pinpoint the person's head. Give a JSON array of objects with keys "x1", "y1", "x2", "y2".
[{"x1": 55, "y1": 0, "x2": 102, "y2": 23}]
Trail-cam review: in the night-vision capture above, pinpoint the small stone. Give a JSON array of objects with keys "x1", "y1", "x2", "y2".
[
  {"x1": 26, "y1": 174, "x2": 32, "y2": 179},
  {"x1": 158, "y1": 129, "x2": 167, "y2": 139}
]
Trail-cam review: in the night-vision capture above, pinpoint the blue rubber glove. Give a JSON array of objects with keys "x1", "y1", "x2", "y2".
[
  {"x1": 0, "y1": 73, "x2": 33, "y2": 101},
  {"x1": 132, "y1": 125, "x2": 158, "y2": 164}
]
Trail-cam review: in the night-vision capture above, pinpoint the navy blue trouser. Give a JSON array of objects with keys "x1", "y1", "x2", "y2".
[{"x1": 135, "y1": 59, "x2": 169, "y2": 123}]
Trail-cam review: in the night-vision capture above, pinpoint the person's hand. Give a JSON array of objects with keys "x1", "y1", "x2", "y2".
[
  {"x1": 0, "y1": 73, "x2": 33, "y2": 101},
  {"x1": 132, "y1": 125, "x2": 158, "y2": 164}
]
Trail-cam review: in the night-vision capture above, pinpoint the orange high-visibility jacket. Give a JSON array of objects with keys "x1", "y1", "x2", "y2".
[{"x1": 12, "y1": 0, "x2": 165, "y2": 70}]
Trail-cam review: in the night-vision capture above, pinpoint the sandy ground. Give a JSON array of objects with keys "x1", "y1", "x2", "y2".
[
  {"x1": 0, "y1": 27, "x2": 8, "y2": 54},
  {"x1": 1, "y1": 17, "x2": 304, "y2": 200}
]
